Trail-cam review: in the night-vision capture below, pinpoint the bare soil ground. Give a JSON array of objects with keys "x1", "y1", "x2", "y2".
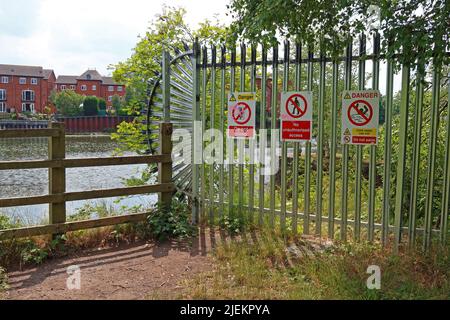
[{"x1": 3, "y1": 228, "x2": 219, "y2": 300}]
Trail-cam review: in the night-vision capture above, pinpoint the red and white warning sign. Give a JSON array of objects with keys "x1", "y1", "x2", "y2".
[
  {"x1": 341, "y1": 90, "x2": 380, "y2": 145},
  {"x1": 227, "y1": 92, "x2": 256, "y2": 139},
  {"x1": 280, "y1": 91, "x2": 313, "y2": 141}
]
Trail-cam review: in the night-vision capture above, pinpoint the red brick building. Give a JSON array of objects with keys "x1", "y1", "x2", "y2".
[
  {"x1": 0, "y1": 64, "x2": 56, "y2": 114},
  {"x1": 56, "y1": 69, "x2": 125, "y2": 108}
]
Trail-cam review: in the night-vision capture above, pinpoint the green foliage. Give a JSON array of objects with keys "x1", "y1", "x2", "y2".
[
  {"x1": 219, "y1": 215, "x2": 247, "y2": 236},
  {"x1": 83, "y1": 96, "x2": 99, "y2": 116},
  {"x1": 0, "y1": 266, "x2": 8, "y2": 292},
  {"x1": 50, "y1": 90, "x2": 84, "y2": 116},
  {"x1": 111, "y1": 95, "x2": 123, "y2": 113},
  {"x1": 110, "y1": 6, "x2": 229, "y2": 154},
  {"x1": 0, "y1": 215, "x2": 15, "y2": 230},
  {"x1": 20, "y1": 241, "x2": 49, "y2": 265},
  {"x1": 228, "y1": 0, "x2": 449, "y2": 70},
  {"x1": 111, "y1": 119, "x2": 148, "y2": 154},
  {"x1": 98, "y1": 98, "x2": 107, "y2": 110},
  {"x1": 147, "y1": 198, "x2": 195, "y2": 241}
]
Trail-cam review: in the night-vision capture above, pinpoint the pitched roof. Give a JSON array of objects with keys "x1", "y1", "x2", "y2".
[
  {"x1": 43, "y1": 69, "x2": 55, "y2": 80},
  {"x1": 102, "y1": 77, "x2": 120, "y2": 85},
  {"x1": 56, "y1": 75, "x2": 78, "y2": 84},
  {"x1": 56, "y1": 70, "x2": 123, "y2": 86},
  {"x1": 77, "y1": 69, "x2": 103, "y2": 81},
  {"x1": 0, "y1": 64, "x2": 45, "y2": 77}
]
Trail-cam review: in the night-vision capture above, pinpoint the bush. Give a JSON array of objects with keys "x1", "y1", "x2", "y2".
[
  {"x1": 50, "y1": 90, "x2": 84, "y2": 116},
  {"x1": 147, "y1": 198, "x2": 195, "y2": 241},
  {"x1": 83, "y1": 96, "x2": 99, "y2": 116},
  {"x1": 98, "y1": 98, "x2": 107, "y2": 111}
]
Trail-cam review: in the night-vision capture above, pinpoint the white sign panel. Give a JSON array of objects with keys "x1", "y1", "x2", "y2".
[
  {"x1": 280, "y1": 91, "x2": 313, "y2": 141},
  {"x1": 341, "y1": 90, "x2": 380, "y2": 145},
  {"x1": 227, "y1": 92, "x2": 256, "y2": 139}
]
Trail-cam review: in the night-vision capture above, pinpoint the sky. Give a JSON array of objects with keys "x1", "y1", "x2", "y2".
[{"x1": 0, "y1": 0, "x2": 231, "y2": 77}]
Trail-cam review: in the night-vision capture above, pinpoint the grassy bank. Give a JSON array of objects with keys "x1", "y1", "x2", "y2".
[{"x1": 180, "y1": 228, "x2": 450, "y2": 300}]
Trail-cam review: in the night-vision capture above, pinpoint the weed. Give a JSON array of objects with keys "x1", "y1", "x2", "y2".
[
  {"x1": 218, "y1": 215, "x2": 247, "y2": 236},
  {"x1": 0, "y1": 267, "x2": 8, "y2": 292},
  {"x1": 147, "y1": 198, "x2": 195, "y2": 241},
  {"x1": 20, "y1": 241, "x2": 49, "y2": 265}
]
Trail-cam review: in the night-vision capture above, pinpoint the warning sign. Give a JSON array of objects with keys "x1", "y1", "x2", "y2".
[
  {"x1": 280, "y1": 91, "x2": 313, "y2": 141},
  {"x1": 227, "y1": 92, "x2": 256, "y2": 139},
  {"x1": 341, "y1": 90, "x2": 380, "y2": 145}
]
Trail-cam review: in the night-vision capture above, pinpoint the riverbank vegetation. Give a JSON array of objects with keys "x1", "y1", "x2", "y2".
[{"x1": 179, "y1": 229, "x2": 450, "y2": 300}]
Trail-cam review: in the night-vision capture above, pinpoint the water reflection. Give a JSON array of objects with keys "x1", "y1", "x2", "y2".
[{"x1": 0, "y1": 135, "x2": 156, "y2": 224}]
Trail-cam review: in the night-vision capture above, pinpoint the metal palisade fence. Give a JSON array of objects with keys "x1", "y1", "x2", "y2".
[{"x1": 159, "y1": 32, "x2": 450, "y2": 253}]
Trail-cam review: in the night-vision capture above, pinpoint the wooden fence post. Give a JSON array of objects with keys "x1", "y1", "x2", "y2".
[
  {"x1": 49, "y1": 122, "x2": 66, "y2": 227},
  {"x1": 159, "y1": 122, "x2": 173, "y2": 209}
]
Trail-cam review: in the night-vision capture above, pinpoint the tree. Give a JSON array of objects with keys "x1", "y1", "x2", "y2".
[
  {"x1": 112, "y1": 95, "x2": 123, "y2": 113},
  {"x1": 110, "y1": 6, "x2": 229, "y2": 153},
  {"x1": 50, "y1": 90, "x2": 84, "y2": 116},
  {"x1": 83, "y1": 96, "x2": 99, "y2": 116},
  {"x1": 228, "y1": 0, "x2": 449, "y2": 70}
]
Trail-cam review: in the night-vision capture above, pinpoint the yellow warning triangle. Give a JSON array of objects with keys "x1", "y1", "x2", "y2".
[
  {"x1": 230, "y1": 94, "x2": 236, "y2": 102},
  {"x1": 344, "y1": 128, "x2": 351, "y2": 136},
  {"x1": 344, "y1": 92, "x2": 351, "y2": 99}
]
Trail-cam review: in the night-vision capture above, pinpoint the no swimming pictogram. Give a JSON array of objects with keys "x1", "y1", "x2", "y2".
[
  {"x1": 347, "y1": 100, "x2": 373, "y2": 127},
  {"x1": 227, "y1": 92, "x2": 256, "y2": 139},
  {"x1": 341, "y1": 90, "x2": 380, "y2": 146},
  {"x1": 232, "y1": 102, "x2": 252, "y2": 125}
]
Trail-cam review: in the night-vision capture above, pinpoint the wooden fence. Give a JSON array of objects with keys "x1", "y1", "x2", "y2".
[{"x1": 0, "y1": 122, "x2": 173, "y2": 240}]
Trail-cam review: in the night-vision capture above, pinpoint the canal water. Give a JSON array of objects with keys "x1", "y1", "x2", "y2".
[{"x1": 0, "y1": 135, "x2": 156, "y2": 225}]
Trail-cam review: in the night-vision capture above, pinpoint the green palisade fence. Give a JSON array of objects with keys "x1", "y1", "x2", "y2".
[{"x1": 178, "y1": 33, "x2": 450, "y2": 252}]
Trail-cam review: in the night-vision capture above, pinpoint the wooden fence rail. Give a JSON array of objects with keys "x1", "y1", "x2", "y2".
[{"x1": 0, "y1": 122, "x2": 173, "y2": 240}]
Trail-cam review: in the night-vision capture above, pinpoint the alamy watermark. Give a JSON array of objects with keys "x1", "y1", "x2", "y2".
[
  {"x1": 366, "y1": 265, "x2": 381, "y2": 290},
  {"x1": 66, "y1": 265, "x2": 81, "y2": 290},
  {"x1": 172, "y1": 122, "x2": 284, "y2": 175}
]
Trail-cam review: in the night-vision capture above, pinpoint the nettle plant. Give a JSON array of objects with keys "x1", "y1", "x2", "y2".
[{"x1": 147, "y1": 198, "x2": 196, "y2": 241}]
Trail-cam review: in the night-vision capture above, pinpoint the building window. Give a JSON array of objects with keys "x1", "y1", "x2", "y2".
[
  {"x1": 1, "y1": 76, "x2": 8, "y2": 84},
  {"x1": 108, "y1": 96, "x2": 113, "y2": 102},
  {"x1": 81, "y1": 85, "x2": 87, "y2": 91},
  {"x1": 19, "y1": 77, "x2": 26, "y2": 84},
  {"x1": 70, "y1": 85, "x2": 76, "y2": 90},
  {"x1": 60, "y1": 85, "x2": 66, "y2": 90},
  {"x1": 86, "y1": 74, "x2": 92, "y2": 80},
  {"x1": 31, "y1": 78, "x2": 38, "y2": 85},
  {"x1": 117, "y1": 86, "x2": 123, "y2": 92},
  {"x1": 22, "y1": 103, "x2": 35, "y2": 113},
  {"x1": 0, "y1": 102, "x2": 6, "y2": 112},
  {"x1": 22, "y1": 90, "x2": 35, "y2": 102},
  {"x1": 108, "y1": 86, "x2": 114, "y2": 92},
  {"x1": 92, "y1": 85, "x2": 97, "y2": 90},
  {"x1": 0, "y1": 89, "x2": 6, "y2": 101}
]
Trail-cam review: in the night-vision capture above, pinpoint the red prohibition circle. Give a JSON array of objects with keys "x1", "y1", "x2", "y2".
[
  {"x1": 347, "y1": 100, "x2": 373, "y2": 126},
  {"x1": 286, "y1": 94, "x2": 307, "y2": 119},
  {"x1": 232, "y1": 102, "x2": 252, "y2": 125}
]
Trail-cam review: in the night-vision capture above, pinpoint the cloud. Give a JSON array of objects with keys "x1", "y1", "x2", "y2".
[
  {"x1": 0, "y1": 0, "x2": 40, "y2": 36},
  {"x1": 0, "y1": 0, "x2": 230, "y2": 76}
]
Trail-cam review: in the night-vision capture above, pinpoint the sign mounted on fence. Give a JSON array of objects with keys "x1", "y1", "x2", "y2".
[
  {"x1": 341, "y1": 90, "x2": 380, "y2": 145},
  {"x1": 227, "y1": 92, "x2": 256, "y2": 139},
  {"x1": 280, "y1": 91, "x2": 313, "y2": 141}
]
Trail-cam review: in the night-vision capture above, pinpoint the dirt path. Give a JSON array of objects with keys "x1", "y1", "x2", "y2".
[{"x1": 3, "y1": 229, "x2": 218, "y2": 300}]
